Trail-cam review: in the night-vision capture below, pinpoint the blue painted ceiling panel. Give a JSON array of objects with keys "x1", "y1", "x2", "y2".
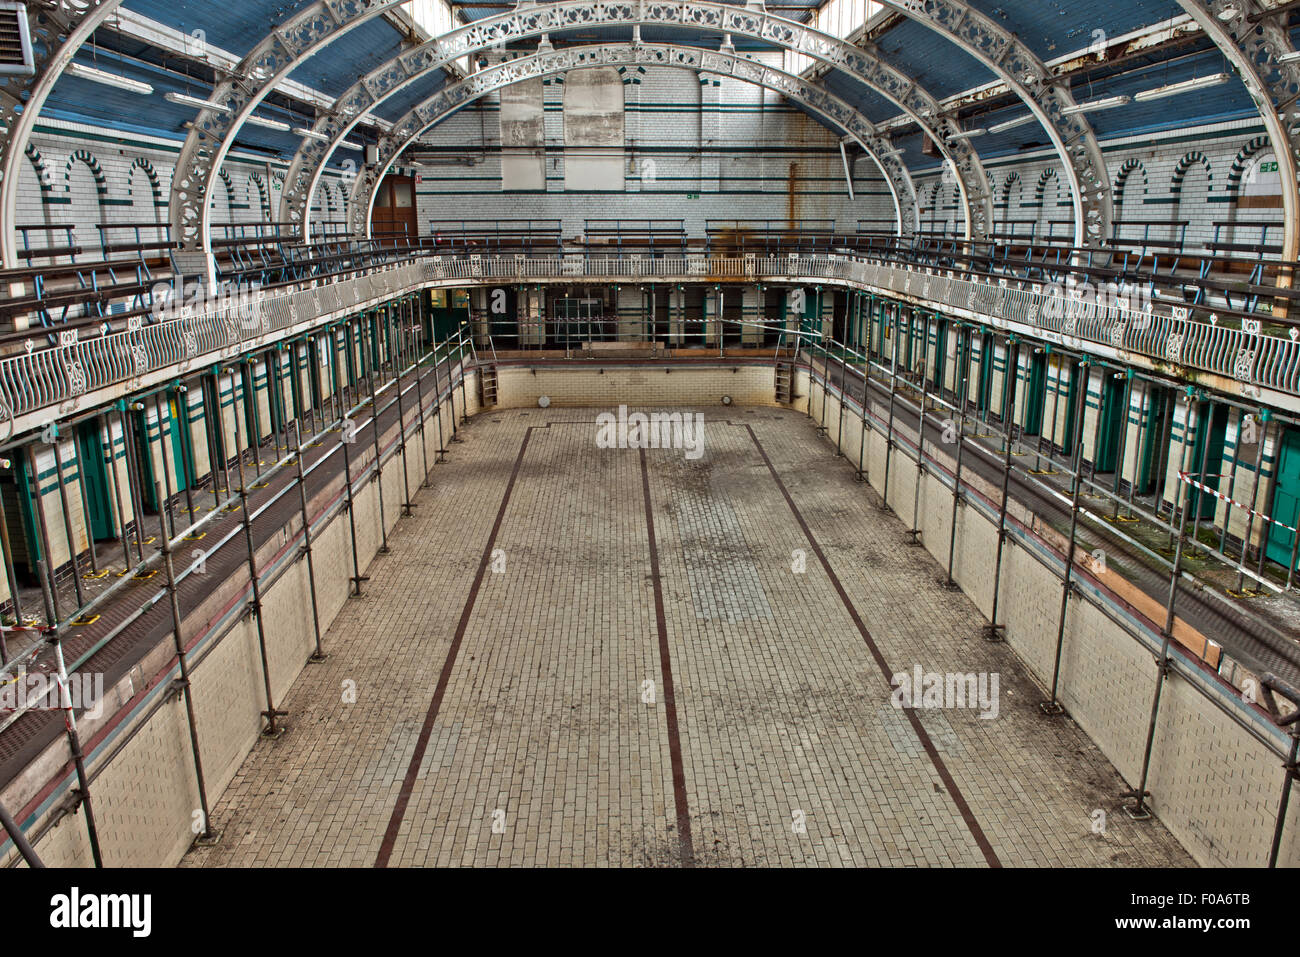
[
  {"x1": 47, "y1": 46, "x2": 365, "y2": 165},
  {"x1": 867, "y1": 18, "x2": 995, "y2": 100},
  {"x1": 288, "y1": 19, "x2": 409, "y2": 96},
  {"x1": 122, "y1": 0, "x2": 320, "y2": 58},
  {"x1": 47, "y1": 1, "x2": 1295, "y2": 181},
  {"x1": 965, "y1": 0, "x2": 1185, "y2": 61},
  {"x1": 373, "y1": 74, "x2": 452, "y2": 123}
]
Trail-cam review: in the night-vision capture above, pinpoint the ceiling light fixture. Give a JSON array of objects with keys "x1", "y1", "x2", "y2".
[
  {"x1": 67, "y1": 62, "x2": 153, "y2": 95},
  {"x1": 1133, "y1": 73, "x2": 1231, "y2": 101},
  {"x1": 1060, "y1": 94, "x2": 1131, "y2": 115},
  {"x1": 245, "y1": 114, "x2": 291, "y2": 132},
  {"x1": 987, "y1": 114, "x2": 1037, "y2": 134},
  {"x1": 165, "y1": 91, "x2": 230, "y2": 111}
]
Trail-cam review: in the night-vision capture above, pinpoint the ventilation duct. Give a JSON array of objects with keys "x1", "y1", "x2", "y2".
[{"x1": 0, "y1": 3, "x2": 34, "y2": 77}]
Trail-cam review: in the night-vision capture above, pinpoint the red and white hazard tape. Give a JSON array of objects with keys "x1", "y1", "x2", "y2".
[{"x1": 1177, "y1": 471, "x2": 1297, "y2": 534}]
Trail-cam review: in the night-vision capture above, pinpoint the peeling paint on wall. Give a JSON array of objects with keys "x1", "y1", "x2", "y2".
[
  {"x1": 500, "y1": 77, "x2": 546, "y2": 191},
  {"x1": 564, "y1": 68, "x2": 625, "y2": 192}
]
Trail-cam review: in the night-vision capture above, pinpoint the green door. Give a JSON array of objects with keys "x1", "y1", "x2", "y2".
[
  {"x1": 132, "y1": 409, "x2": 159, "y2": 513},
  {"x1": 1023, "y1": 351, "x2": 1046, "y2": 435},
  {"x1": 976, "y1": 335, "x2": 994, "y2": 414},
  {"x1": 1267, "y1": 426, "x2": 1300, "y2": 571},
  {"x1": 76, "y1": 421, "x2": 116, "y2": 540},
  {"x1": 1062, "y1": 361, "x2": 1082, "y2": 457},
  {"x1": 167, "y1": 398, "x2": 193, "y2": 491},
  {"x1": 267, "y1": 358, "x2": 288, "y2": 439},
  {"x1": 368, "y1": 314, "x2": 382, "y2": 373},
  {"x1": 13, "y1": 455, "x2": 42, "y2": 574},
  {"x1": 1186, "y1": 403, "x2": 1228, "y2": 520},
  {"x1": 932, "y1": 320, "x2": 948, "y2": 391},
  {"x1": 1136, "y1": 386, "x2": 1169, "y2": 495},
  {"x1": 1094, "y1": 373, "x2": 1127, "y2": 473},
  {"x1": 288, "y1": 344, "x2": 306, "y2": 421},
  {"x1": 343, "y1": 326, "x2": 357, "y2": 386},
  {"x1": 203, "y1": 375, "x2": 226, "y2": 479}
]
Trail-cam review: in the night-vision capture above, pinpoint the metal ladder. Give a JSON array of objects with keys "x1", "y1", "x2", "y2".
[
  {"x1": 774, "y1": 361, "x2": 794, "y2": 404},
  {"x1": 479, "y1": 363, "x2": 499, "y2": 408}
]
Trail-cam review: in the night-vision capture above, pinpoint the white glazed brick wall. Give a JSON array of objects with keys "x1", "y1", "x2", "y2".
[
  {"x1": 15, "y1": 98, "x2": 1278, "y2": 254},
  {"x1": 915, "y1": 120, "x2": 1277, "y2": 250},
  {"x1": 494, "y1": 363, "x2": 780, "y2": 410},
  {"x1": 14, "y1": 121, "x2": 352, "y2": 249},
  {"x1": 411, "y1": 64, "x2": 895, "y2": 235}
]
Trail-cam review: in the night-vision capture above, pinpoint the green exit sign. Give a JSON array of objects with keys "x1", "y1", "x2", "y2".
[
  {"x1": 686, "y1": 193, "x2": 699, "y2": 199},
  {"x1": 1260, "y1": 161, "x2": 1279, "y2": 173}
]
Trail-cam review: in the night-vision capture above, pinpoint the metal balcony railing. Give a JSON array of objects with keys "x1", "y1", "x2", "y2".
[{"x1": 2, "y1": 252, "x2": 1297, "y2": 440}]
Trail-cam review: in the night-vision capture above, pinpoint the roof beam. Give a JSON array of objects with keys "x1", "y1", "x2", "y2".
[
  {"x1": 278, "y1": 10, "x2": 994, "y2": 245},
  {"x1": 867, "y1": 0, "x2": 1113, "y2": 246},
  {"x1": 869, "y1": 15, "x2": 1203, "y2": 134},
  {"x1": 1171, "y1": 0, "x2": 1300, "y2": 280},
  {"x1": 169, "y1": 0, "x2": 997, "y2": 285},
  {"x1": 0, "y1": 0, "x2": 127, "y2": 270}
]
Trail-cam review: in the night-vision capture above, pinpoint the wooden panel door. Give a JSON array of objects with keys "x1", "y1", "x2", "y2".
[{"x1": 371, "y1": 175, "x2": 418, "y2": 247}]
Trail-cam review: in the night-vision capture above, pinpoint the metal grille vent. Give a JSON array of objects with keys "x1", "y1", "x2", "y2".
[{"x1": 0, "y1": 3, "x2": 34, "y2": 77}]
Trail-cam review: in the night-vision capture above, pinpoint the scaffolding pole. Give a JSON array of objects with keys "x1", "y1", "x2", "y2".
[
  {"x1": 880, "y1": 304, "x2": 901, "y2": 512},
  {"x1": 1124, "y1": 493, "x2": 1191, "y2": 819},
  {"x1": 366, "y1": 341, "x2": 391, "y2": 556},
  {"x1": 26, "y1": 446, "x2": 60, "y2": 626},
  {"x1": 236, "y1": 487, "x2": 287, "y2": 738},
  {"x1": 855, "y1": 295, "x2": 871, "y2": 483},
  {"x1": 293, "y1": 426, "x2": 326, "y2": 664},
  {"x1": 0, "y1": 800, "x2": 43, "y2": 868},
  {"x1": 412, "y1": 317, "x2": 433, "y2": 488},
  {"x1": 984, "y1": 336, "x2": 1020, "y2": 642},
  {"x1": 944, "y1": 326, "x2": 972, "y2": 590},
  {"x1": 48, "y1": 631, "x2": 102, "y2": 866},
  {"x1": 459, "y1": 323, "x2": 471, "y2": 426},
  {"x1": 156, "y1": 486, "x2": 214, "y2": 844},
  {"x1": 1234, "y1": 411, "x2": 1271, "y2": 595},
  {"x1": 1043, "y1": 360, "x2": 1092, "y2": 712},
  {"x1": 48, "y1": 430, "x2": 85, "y2": 608},
  {"x1": 906, "y1": 312, "x2": 932, "y2": 545},
  {"x1": 390, "y1": 308, "x2": 414, "y2": 517}
]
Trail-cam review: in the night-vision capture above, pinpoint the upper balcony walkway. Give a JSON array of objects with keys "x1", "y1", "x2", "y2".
[{"x1": 3, "y1": 240, "x2": 1299, "y2": 443}]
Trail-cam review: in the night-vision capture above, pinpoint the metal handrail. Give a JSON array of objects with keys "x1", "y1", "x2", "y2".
[{"x1": 2, "y1": 253, "x2": 1296, "y2": 441}]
